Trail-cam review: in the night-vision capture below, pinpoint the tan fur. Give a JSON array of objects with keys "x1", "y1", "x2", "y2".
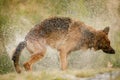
[{"x1": 12, "y1": 17, "x2": 115, "y2": 73}]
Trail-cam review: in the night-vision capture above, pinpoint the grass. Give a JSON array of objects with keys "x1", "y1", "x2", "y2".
[
  {"x1": 0, "y1": 71, "x2": 69, "y2": 80},
  {"x1": 75, "y1": 68, "x2": 119, "y2": 78},
  {"x1": 115, "y1": 75, "x2": 120, "y2": 80},
  {"x1": 0, "y1": 54, "x2": 14, "y2": 74},
  {"x1": 0, "y1": 68, "x2": 119, "y2": 80}
]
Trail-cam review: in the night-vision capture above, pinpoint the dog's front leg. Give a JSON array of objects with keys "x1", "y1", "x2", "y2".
[{"x1": 59, "y1": 52, "x2": 68, "y2": 70}]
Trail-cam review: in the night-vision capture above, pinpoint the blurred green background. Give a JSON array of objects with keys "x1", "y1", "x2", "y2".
[{"x1": 0, "y1": 0, "x2": 120, "y2": 74}]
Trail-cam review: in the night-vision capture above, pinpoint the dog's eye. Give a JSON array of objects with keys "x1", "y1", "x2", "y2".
[{"x1": 104, "y1": 46, "x2": 108, "y2": 49}]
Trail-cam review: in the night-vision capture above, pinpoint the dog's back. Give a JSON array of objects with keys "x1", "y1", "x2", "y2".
[
  {"x1": 25, "y1": 17, "x2": 73, "y2": 47},
  {"x1": 25, "y1": 17, "x2": 72, "y2": 38}
]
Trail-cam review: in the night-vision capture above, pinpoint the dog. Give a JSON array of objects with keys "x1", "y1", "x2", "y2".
[{"x1": 12, "y1": 17, "x2": 115, "y2": 73}]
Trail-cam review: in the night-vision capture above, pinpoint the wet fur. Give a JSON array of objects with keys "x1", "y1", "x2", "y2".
[{"x1": 12, "y1": 17, "x2": 115, "y2": 73}]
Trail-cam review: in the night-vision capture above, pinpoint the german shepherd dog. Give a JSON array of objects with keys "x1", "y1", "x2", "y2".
[{"x1": 12, "y1": 17, "x2": 115, "y2": 73}]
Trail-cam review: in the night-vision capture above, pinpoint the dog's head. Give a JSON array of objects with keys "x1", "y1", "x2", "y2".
[{"x1": 95, "y1": 27, "x2": 115, "y2": 54}]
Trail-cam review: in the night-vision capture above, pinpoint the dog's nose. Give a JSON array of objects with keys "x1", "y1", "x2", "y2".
[{"x1": 110, "y1": 49, "x2": 115, "y2": 54}]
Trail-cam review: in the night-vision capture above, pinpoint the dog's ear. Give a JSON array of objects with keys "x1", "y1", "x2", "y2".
[{"x1": 103, "y1": 27, "x2": 109, "y2": 35}]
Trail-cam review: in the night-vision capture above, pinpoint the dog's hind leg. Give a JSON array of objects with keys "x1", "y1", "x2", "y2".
[
  {"x1": 23, "y1": 39, "x2": 46, "y2": 71},
  {"x1": 23, "y1": 51, "x2": 46, "y2": 71}
]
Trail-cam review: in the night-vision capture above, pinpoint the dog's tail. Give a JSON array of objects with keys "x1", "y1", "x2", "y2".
[{"x1": 12, "y1": 41, "x2": 26, "y2": 73}]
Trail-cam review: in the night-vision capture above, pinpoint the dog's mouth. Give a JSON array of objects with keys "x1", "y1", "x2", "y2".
[{"x1": 103, "y1": 49, "x2": 115, "y2": 54}]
